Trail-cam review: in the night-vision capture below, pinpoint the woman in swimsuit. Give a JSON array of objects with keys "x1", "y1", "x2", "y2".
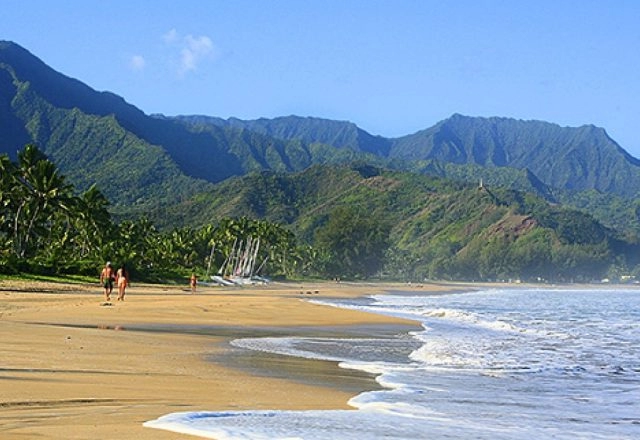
[{"x1": 116, "y1": 264, "x2": 129, "y2": 301}]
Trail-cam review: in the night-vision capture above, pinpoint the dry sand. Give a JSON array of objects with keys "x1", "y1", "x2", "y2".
[{"x1": 0, "y1": 279, "x2": 455, "y2": 439}]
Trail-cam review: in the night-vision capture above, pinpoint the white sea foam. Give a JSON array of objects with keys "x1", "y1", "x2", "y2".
[
  {"x1": 338, "y1": 360, "x2": 394, "y2": 375},
  {"x1": 145, "y1": 288, "x2": 640, "y2": 439},
  {"x1": 422, "y1": 307, "x2": 525, "y2": 333},
  {"x1": 231, "y1": 336, "x2": 346, "y2": 362}
]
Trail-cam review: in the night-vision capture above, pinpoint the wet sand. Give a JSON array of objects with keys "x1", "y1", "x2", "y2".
[{"x1": 0, "y1": 279, "x2": 454, "y2": 439}]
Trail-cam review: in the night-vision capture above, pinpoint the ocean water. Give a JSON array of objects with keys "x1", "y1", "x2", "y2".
[{"x1": 144, "y1": 288, "x2": 640, "y2": 439}]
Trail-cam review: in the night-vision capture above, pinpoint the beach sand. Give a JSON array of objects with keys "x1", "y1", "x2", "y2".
[{"x1": 0, "y1": 279, "x2": 453, "y2": 439}]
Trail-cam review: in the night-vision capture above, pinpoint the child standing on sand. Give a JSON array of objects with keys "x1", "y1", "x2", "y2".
[{"x1": 190, "y1": 273, "x2": 197, "y2": 293}]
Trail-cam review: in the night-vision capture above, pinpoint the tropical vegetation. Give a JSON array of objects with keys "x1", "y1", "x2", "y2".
[
  {"x1": 3, "y1": 145, "x2": 640, "y2": 283},
  {"x1": 0, "y1": 145, "x2": 307, "y2": 282},
  {"x1": 3, "y1": 40, "x2": 640, "y2": 284}
]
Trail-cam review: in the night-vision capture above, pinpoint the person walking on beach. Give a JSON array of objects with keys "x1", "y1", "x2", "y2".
[
  {"x1": 190, "y1": 273, "x2": 197, "y2": 293},
  {"x1": 116, "y1": 264, "x2": 129, "y2": 301},
  {"x1": 100, "y1": 262, "x2": 115, "y2": 302}
]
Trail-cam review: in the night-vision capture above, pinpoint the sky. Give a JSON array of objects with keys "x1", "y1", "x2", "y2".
[{"x1": 3, "y1": 0, "x2": 640, "y2": 156}]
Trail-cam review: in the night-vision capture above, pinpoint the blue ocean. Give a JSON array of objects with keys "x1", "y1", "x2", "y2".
[{"x1": 145, "y1": 288, "x2": 640, "y2": 439}]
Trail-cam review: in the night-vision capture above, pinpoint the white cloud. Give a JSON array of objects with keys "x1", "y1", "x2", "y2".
[
  {"x1": 163, "y1": 28, "x2": 178, "y2": 44},
  {"x1": 129, "y1": 55, "x2": 146, "y2": 72},
  {"x1": 164, "y1": 29, "x2": 216, "y2": 76},
  {"x1": 180, "y1": 35, "x2": 214, "y2": 74}
]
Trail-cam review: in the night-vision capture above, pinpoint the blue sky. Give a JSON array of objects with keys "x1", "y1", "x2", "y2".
[{"x1": 4, "y1": 0, "x2": 640, "y2": 156}]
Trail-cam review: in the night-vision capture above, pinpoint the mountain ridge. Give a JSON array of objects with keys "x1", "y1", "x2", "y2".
[
  {"x1": 2, "y1": 39, "x2": 640, "y2": 224},
  {"x1": 390, "y1": 114, "x2": 640, "y2": 196},
  {"x1": 171, "y1": 110, "x2": 640, "y2": 198},
  {"x1": 147, "y1": 163, "x2": 635, "y2": 282},
  {"x1": 175, "y1": 114, "x2": 393, "y2": 156}
]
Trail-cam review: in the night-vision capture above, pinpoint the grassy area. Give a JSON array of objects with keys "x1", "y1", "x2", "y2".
[
  {"x1": 0, "y1": 272, "x2": 209, "y2": 286},
  {"x1": 0, "y1": 273, "x2": 97, "y2": 284}
]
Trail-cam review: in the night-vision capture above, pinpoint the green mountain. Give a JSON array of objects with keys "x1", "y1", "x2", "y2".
[
  {"x1": 175, "y1": 114, "x2": 392, "y2": 156},
  {"x1": 390, "y1": 114, "x2": 640, "y2": 198},
  {"x1": 0, "y1": 40, "x2": 248, "y2": 178},
  {"x1": 4, "y1": 39, "x2": 640, "y2": 281},
  {"x1": 173, "y1": 112, "x2": 640, "y2": 200},
  {"x1": 2, "y1": 40, "x2": 640, "y2": 236},
  {"x1": 171, "y1": 112, "x2": 640, "y2": 234},
  {"x1": 0, "y1": 41, "x2": 382, "y2": 195},
  {"x1": 149, "y1": 164, "x2": 636, "y2": 281}
]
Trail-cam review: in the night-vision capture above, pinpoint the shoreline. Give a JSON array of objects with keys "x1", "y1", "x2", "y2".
[{"x1": 0, "y1": 279, "x2": 454, "y2": 439}]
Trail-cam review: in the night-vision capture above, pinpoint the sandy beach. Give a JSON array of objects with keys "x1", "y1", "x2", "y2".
[{"x1": 0, "y1": 279, "x2": 455, "y2": 439}]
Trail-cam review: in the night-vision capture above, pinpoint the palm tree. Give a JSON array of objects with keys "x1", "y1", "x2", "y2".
[
  {"x1": 11, "y1": 145, "x2": 73, "y2": 258},
  {"x1": 72, "y1": 184, "x2": 113, "y2": 258},
  {"x1": 0, "y1": 154, "x2": 16, "y2": 254}
]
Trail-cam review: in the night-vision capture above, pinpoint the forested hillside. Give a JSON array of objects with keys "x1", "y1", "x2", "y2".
[
  {"x1": 3, "y1": 40, "x2": 640, "y2": 207},
  {"x1": 3, "y1": 146, "x2": 638, "y2": 282},
  {"x1": 3, "y1": 40, "x2": 640, "y2": 282},
  {"x1": 175, "y1": 114, "x2": 392, "y2": 156},
  {"x1": 390, "y1": 114, "x2": 640, "y2": 197},
  {"x1": 142, "y1": 164, "x2": 640, "y2": 282},
  {"x1": 173, "y1": 112, "x2": 640, "y2": 198}
]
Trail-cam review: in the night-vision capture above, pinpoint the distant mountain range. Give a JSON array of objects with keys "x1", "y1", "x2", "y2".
[
  {"x1": 176, "y1": 112, "x2": 640, "y2": 196},
  {"x1": 1, "y1": 40, "x2": 640, "y2": 229}
]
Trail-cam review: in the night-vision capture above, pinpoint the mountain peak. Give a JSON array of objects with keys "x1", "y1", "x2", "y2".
[
  {"x1": 389, "y1": 114, "x2": 640, "y2": 197},
  {"x1": 0, "y1": 40, "x2": 30, "y2": 53},
  {"x1": 2, "y1": 41, "x2": 640, "y2": 201}
]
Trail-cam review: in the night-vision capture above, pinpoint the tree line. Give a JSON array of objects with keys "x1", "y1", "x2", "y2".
[
  {"x1": 0, "y1": 145, "x2": 319, "y2": 281},
  {"x1": 2, "y1": 144, "x2": 638, "y2": 284}
]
